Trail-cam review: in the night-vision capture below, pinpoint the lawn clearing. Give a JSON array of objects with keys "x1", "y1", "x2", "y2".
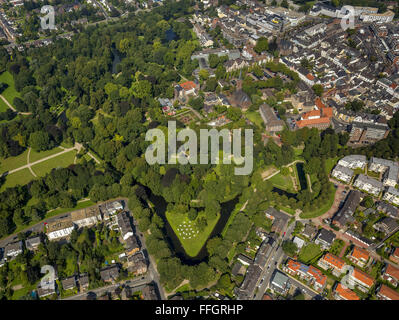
[
  {"x1": 0, "y1": 149, "x2": 29, "y2": 174},
  {"x1": 246, "y1": 111, "x2": 264, "y2": 128},
  {"x1": 31, "y1": 149, "x2": 77, "y2": 176},
  {"x1": 268, "y1": 172, "x2": 295, "y2": 193},
  {"x1": 166, "y1": 211, "x2": 219, "y2": 257},
  {"x1": 0, "y1": 71, "x2": 20, "y2": 107},
  {"x1": 298, "y1": 243, "x2": 323, "y2": 264},
  {"x1": 0, "y1": 168, "x2": 36, "y2": 191},
  {"x1": 29, "y1": 147, "x2": 64, "y2": 163},
  {"x1": 325, "y1": 157, "x2": 339, "y2": 175}
]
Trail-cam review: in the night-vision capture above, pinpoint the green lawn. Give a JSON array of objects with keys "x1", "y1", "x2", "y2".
[
  {"x1": 0, "y1": 71, "x2": 20, "y2": 107},
  {"x1": 325, "y1": 157, "x2": 339, "y2": 175},
  {"x1": 300, "y1": 184, "x2": 336, "y2": 219},
  {"x1": 29, "y1": 147, "x2": 64, "y2": 163},
  {"x1": 268, "y1": 172, "x2": 295, "y2": 193},
  {"x1": 298, "y1": 243, "x2": 323, "y2": 264},
  {"x1": 0, "y1": 97, "x2": 9, "y2": 112},
  {"x1": 245, "y1": 111, "x2": 264, "y2": 128},
  {"x1": 0, "y1": 168, "x2": 36, "y2": 191},
  {"x1": 31, "y1": 150, "x2": 77, "y2": 177},
  {"x1": 0, "y1": 149, "x2": 29, "y2": 174},
  {"x1": 166, "y1": 211, "x2": 219, "y2": 257}
]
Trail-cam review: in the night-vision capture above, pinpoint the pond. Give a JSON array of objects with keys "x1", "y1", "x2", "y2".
[
  {"x1": 296, "y1": 162, "x2": 308, "y2": 190},
  {"x1": 147, "y1": 189, "x2": 239, "y2": 265}
]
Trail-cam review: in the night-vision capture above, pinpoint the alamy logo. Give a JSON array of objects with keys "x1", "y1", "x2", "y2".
[
  {"x1": 340, "y1": 5, "x2": 355, "y2": 31},
  {"x1": 145, "y1": 121, "x2": 253, "y2": 175},
  {"x1": 40, "y1": 5, "x2": 56, "y2": 30}
]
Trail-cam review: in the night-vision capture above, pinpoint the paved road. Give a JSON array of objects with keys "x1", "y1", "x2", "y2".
[{"x1": 254, "y1": 216, "x2": 295, "y2": 300}]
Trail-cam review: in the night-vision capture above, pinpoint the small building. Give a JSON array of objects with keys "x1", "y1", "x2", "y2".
[
  {"x1": 127, "y1": 251, "x2": 147, "y2": 275},
  {"x1": 292, "y1": 236, "x2": 305, "y2": 250},
  {"x1": 117, "y1": 212, "x2": 134, "y2": 241},
  {"x1": 79, "y1": 274, "x2": 89, "y2": 291},
  {"x1": 61, "y1": 276, "x2": 76, "y2": 291},
  {"x1": 390, "y1": 248, "x2": 399, "y2": 264},
  {"x1": 317, "y1": 253, "x2": 346, "y2": 277},
  {"x1": 347, "y1": 268, "x2": 374, "y2": 292},
  {"x1": 4, "y1": 241, "x2": 23, "y2": 258},
  {"x1": 25, "y1": 236, "x2": 41, "y2": 251},
  {"x1": 71, "y1": 206, "x2": 102, "y2": 228},
  {"x1": 333, "y1": 283, "x2": 360, "y2": 300},
  {"x1": 46, "y1": 219, "x2": 75, "y2": 241},
  {"x1": 37, "y1": 282, "x2": 56, "y2": 299},
  {"x1": 376, "y1": 201, "x2": 399, "y2": 219},
  {"x1": 383, "y1": 187, "x2": 399, "y2": 206},
  {"x1": 302, "y1": 224, "x2": 317, "y2": 239},
  {"x1": 237, "y1": 254, "x2": 253, "y2": 266},
  {"x1": 100, "y1": 265, "x2": 120, "y2": 283},
  {"x1": 265, "y1": 207, "x2": 290, "y2": 234},
  {"x1": 270, "y1": 271, "x2": 290, "y2": 295},
  {"x1": 353, "y1": 174, "x2": 383, "y2": 197},
  {"x1": 373, "y1": 217, "x2": 398, "y2": 234},
  {"x1": 314, "y1": 229, "x2": 336, "y2": 249},
  {"x1": 125, "y1": 235, "x2": 140, "y2": 256},
  {"x1": 382, "y1": 263, "x2": 399, "y2": 287},
  {"x1": 331, "y1": 165, "x2": 354, "y2": 184},
  {"x1": 332, "y1": 190, "x2": 362, "y2": 229},
  {"x1": 347, "y1": 246, "x2": 370, "y2": 268},
  {"x1": 376, "y1": 284, "x2": 399, "y2": 300},
  {"x1": 337, "y1": 155, "x2": 367, "y2": 170},
  {"x1": 142, "y1": 283, "x2": 159, "y2": 300}
]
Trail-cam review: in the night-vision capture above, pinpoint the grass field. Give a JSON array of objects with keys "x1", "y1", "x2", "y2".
[
  {"x1": 268, "y1": 171, "x2": 295, "y2": 193},
  {"x1": 0, "y1": 149, "x2": 29, "y2": 174},
  {"x1": 0, "y1": 71, "x2": 20, "y2": 108},
  {"x1": 298, "y1": 243, "x2": 323, "y2": 264},
  {"x1": 166, "y1": 211, "x2": 219, "y2": 257},
  {"x1": 299, "y1": 184, "x2": 336, "y2": 219},
  {"x1": 325, "y1": 157, "x2": 339, "y2": 175},
  {"x1": 31, "y1": 149, "x2": 77, "y2": 176},
  {"x1": 29, "y1": 147, "x2": 64, "y2": 163},
  {"x1": 0, "y1": 168, "x2": 36, "y2": 191},
  {"x1": 246, "y1": 111, "x2": 264, "y2": 128}
]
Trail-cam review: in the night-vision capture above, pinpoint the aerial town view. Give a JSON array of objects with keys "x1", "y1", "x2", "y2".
[{"x1": 0, "y1": 0, "x2": 399, "y2": 307}]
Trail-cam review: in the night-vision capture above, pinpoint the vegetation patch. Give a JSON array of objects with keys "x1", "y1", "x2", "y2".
[
  {"x1": 29, "y1": 147, "x2": 64, "y2": 163},
  {"x1": 298, "y1": 243, "x2": 323, "y2": 264},
  {"x1": 166, "y1": 211, "x2": 219, "y2": 257},
  {"x1": 0, "y1": 168, "x2": 36, "y2": 191},
  {"x1": 31, "y1": 150, "x2": 77, "y2": 177}
]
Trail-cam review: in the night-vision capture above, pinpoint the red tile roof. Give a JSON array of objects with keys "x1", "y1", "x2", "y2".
[
  {"x1": 335, "y1": 283, "x2": 360, "y2": 300},
  {"x1": 308, "y1": 265, "x2": 327, "y2": 286},
  {"x1": 302, "y1": 109, "x2": 321, "y2": 119},
  {"x1": 350, "y1": 247, "x2": 370, "y2": 262},
  {"x1": 379, "y1": 284, "x2": 399, "y2": 300},
  {"x1": 296, "y1": 117, "x2": 331, "y2": 128},
  {"x1": 286, "y1": 259, "x2": 302, "y2": 272},
  {"x1": 352, "y1": 268, "x2": 374, "y2": 288},
  {"x1": 180, "y1": 81, "x2": 197, "y2": 91},
  {"x1": 385, "y1": 264, "x2": 399, "y2": 280},
  {"x1": 306, "y1": 73, "x2": 315, "y2": 81},
  {"x1": 392, "y1": 247, "x2": 399, "y2": 258},
  {"x1": 315, "y1": 98, "x2": 325, "y2": 109},
  {"x1": 321, "y1": 107, "x2": 333, "y2": 118},
  {"x1": 321, "y1": 253, "x2": 345, "y2": 270}
]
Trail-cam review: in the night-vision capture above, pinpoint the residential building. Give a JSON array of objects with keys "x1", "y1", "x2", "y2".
[
  {"x1": 79, "y1": 274, "x2": 89, "y2": 291},
  {"x1": 125, "y1": 235, "x2": 140, "y2": 256},
  {"x1": 368, "y1": 157, "x2": 399, "y2": 187},
  {"x1": 383, "y1": 187, "x2": 399, "y2": 206},
  {"x1": 270, "y1": 271, "x2": 290, "y2": 295},
  {"x1": 100, "y1": 265, "x2": 120, "y2": 283},
  {"x1": 25, "y1": 236, "x2": 41, "y2": 251},
  {"x1": 376, "y1": 284, "x2": 399, "y2": 300},
  {"x1": 314, "y1": 229, "x2": 336, "y2": 249},
  {"x1": 347, "y1": 268, "x2": 375, "y2": 292},
  {"x1": 332, "y1": 190, "x2": 362, "y2": 229},
  {"x1": 376, "y1": 201, "x2": 399, "y2": 219},
  {"x1": 347, "y1": 246, "x2": 370, "y2": 268},
  {"x1": 292, "y1": 237, "x2": 305, "y2": 250},
  {"x1": 382, "y1": 263, "x2": 399, "y2": 287},
  {"x1": 4, "y1": 241, "x2": 23, "y2": 258},
  {"x1": 234, "y1": 264, "x2": 263, "y2": 300},
  {"x1": 265, "y1": 207, "x2": 290, "y2": 234},
  {"x1": 126, "y1": 251, "x2": 147, "y2": 275},
  {"x1": 390, "y1": 247, "x2": 399, "y2": 264},
  {"x1": 117, "y1": 212, "x2": 134, "y2": 241},
  {"x1": 237, "y1": 254, "x2": 253, "y2": 266},
  {"x1": 46, "y1": 219, "x2": 75, "y2": 241},
  {"x1": 37, "y1": 283, "x2": 56, "y2": 298},
  {"x1": 61, "y1": 276, "x2": 76, "y2": 291},
  {"x1": 333, "y1": 283, "x2": 360, "y2": 300},
  {"x1": 373, "y1": 217, "x2": 398, "y2": 234},
  {"x1": 142, "y1": 283, "x2": 159, "y2": 300},
  {"x1": 259, "y1": 104, "x2": 285, "y2": 132},
  {"x1": 175, "y1": 81, "x2": 198, "y2": 101},
  {"x1": 296, "y1": 99, "x2": 333, "y2": 130},
  {"x1": 318, "y1": 253, "x2": 346, "y2": 277},
  {"x1": 353, "y1": 174, "x2": 383, "y2": 197},
  {"x1": 360, "y1": 10, "x2": 395, "y2": 23},
  {"x1": 101, "y1": 201, "x2": 123, "y2": 219},
  {"x1": 331, "y1": 165, "x2": 354, "y2": 184},
  {"x1": 283, "y1": 259, "x2": 327, "y2": 292},
  {"x1": 71, "y1": 207, "x2": 102, "y2": 228},
  {"x1": 337, "y1": 155, "x2": 367, "y2": 170},
  {"x1": 302, "y1": 224, "x2": 317, "y2": 239}
]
